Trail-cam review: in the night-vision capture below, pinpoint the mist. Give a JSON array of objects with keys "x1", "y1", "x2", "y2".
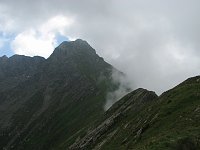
[
  {"x1": 0, "y1": 0, "x2": 200, "y2": 95},
  {"x1": 104, "y1": 69, "x2": 132, "y2": 110}
]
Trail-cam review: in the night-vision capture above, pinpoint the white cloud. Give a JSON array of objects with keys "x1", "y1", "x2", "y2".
[
  {"x1": 11, "y1": 15, "x2": 74, "y2": 58},
  {"x1": 0, "y1": 38, "x2": 6, "y2": 49},
  {"x1": 39, "y1": 15, "x2": 74, "y2": 35},
  {"x1": 0, "y1": 0, "x2": 200, "y2": 94},
  {"x1": 11, "y1": 29, "x2": 55, "y2": 57},
  {"x1": 104, "y1": 69, "x2": 131, "y2": 110}
]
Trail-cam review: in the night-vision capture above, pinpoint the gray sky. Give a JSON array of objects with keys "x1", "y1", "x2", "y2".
[{"x1": 0, "y1": 0, "x2": 200, "y2": 94}]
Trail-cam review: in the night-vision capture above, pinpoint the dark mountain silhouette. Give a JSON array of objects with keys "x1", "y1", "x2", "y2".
[{"x1": 0, "y1": 39, "x2": 126, "y2": 150}]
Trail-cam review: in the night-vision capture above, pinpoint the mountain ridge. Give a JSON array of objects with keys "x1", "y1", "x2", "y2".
[
  {"x1": 0, "y1": 39, "x2": 130, "y2": 150},
  {"x1": 0, "y1": 40, "x2": 199, "y2": 150},
  {"x1": 68, "y1": 76, "x2": 200, "y2": 150}
]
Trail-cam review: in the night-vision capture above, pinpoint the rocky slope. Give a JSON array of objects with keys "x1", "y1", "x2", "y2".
[
  {"x1": 68, "y1": 76, "x2": 200, "y2": 150},
  {"x1": 69, "y1": 88, "x2": 158, "y2": 150}
]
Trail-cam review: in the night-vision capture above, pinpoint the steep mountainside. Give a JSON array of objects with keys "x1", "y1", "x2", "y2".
[
  {"x1": 0, "y1": 39, "x2": 127, "y2": 150},
  {"x1": 0, "y1": 39, "x2": 199, "y2": 150},
  {"x1": 69, "y1": 76, "x2": 200, "y2": 150},
  {"x1": 0, "y1": 55, "x2": 45, "y2": 92}
]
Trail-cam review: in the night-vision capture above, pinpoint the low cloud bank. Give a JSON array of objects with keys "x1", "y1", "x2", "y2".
[{"x1": 104, "y1": 69, "x2": 132, "y2": 111}]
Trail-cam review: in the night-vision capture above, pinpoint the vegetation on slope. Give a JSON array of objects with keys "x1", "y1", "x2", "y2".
[{"x1": 69, "y1": 76, "x2": 200, "y2": 150}]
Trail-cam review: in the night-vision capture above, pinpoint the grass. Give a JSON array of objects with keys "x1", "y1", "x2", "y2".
[{"x1": 81, "y1": 76, "x2": 200, "y2": 150}]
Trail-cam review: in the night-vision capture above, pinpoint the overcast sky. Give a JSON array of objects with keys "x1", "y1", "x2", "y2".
[{"x1": 0, "y1": 0, "x2": 199, "y2": 94}]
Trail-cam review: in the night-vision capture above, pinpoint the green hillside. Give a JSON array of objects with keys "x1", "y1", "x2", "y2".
[{"x1": 69, "y1": 76, "x2": 200, "y2": 150}]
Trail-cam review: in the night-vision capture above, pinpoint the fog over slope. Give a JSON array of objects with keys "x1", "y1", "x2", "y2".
[{"x1": 0, "y1": 0, "x2": 200, "y2": 94}]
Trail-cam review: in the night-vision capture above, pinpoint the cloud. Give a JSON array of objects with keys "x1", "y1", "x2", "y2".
[
  {"x1": 0, "y1": 4, "x2": 15, "y2": 34},
  {"x1": 11, "y1": 15, "x2": 74, "y2": 58},
  {"x1": 0, "y1": 37, "x2": 7, "y2": 49},
  {"x1": 0, "y1": 0, "x2": 200, "y2": 94},
  {"x1": 11, "y1": 29, "x2": 56, "y2": 58},
  {"x1": 104, "y1": 69, "x2": 131, "y2": 110}
]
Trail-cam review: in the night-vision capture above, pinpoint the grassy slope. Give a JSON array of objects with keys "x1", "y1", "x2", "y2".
[
  {"x1": 133, "y1": 76, "x2": 200, "y2": 150},
  {"x1": 104, "y1": 76, "x2": 200, "y2": 150},
  {"x1": 69, "y1": 76, "x2": 200, "y2": 150}
]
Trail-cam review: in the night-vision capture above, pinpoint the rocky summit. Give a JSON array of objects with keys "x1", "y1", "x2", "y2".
[{"x1": 0, "y1": 39, "x2": 200, "y2": 150}]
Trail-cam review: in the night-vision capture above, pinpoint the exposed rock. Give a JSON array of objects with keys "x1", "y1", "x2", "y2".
[{"x1": 69, "y1": 89, "x2": 158, "y2": 149}]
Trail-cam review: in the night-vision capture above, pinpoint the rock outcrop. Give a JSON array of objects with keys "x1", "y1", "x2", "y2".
[{"x1": 70, "y1": 89, "x2": 158, "y2": 149}]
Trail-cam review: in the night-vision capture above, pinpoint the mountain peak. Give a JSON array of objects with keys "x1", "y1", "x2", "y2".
[
  {"x1": 74, "y1": 38, "x2": 88, "y2": 43},
  {"x1": 0, "y1": 55, "x2": 8, "y2": 61},
  {"x1": 58, "y1": 39, "x2": 91, "y2": 49},
  {"x1": 0, "y1": 55, "x2": 8, "y2": 58},
  {"x1": 50, "y1": 39, "x2": 96, "y2": 60},
  {"x1": 10, "y1": 54, "x2": 29, "y2": 59}
]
